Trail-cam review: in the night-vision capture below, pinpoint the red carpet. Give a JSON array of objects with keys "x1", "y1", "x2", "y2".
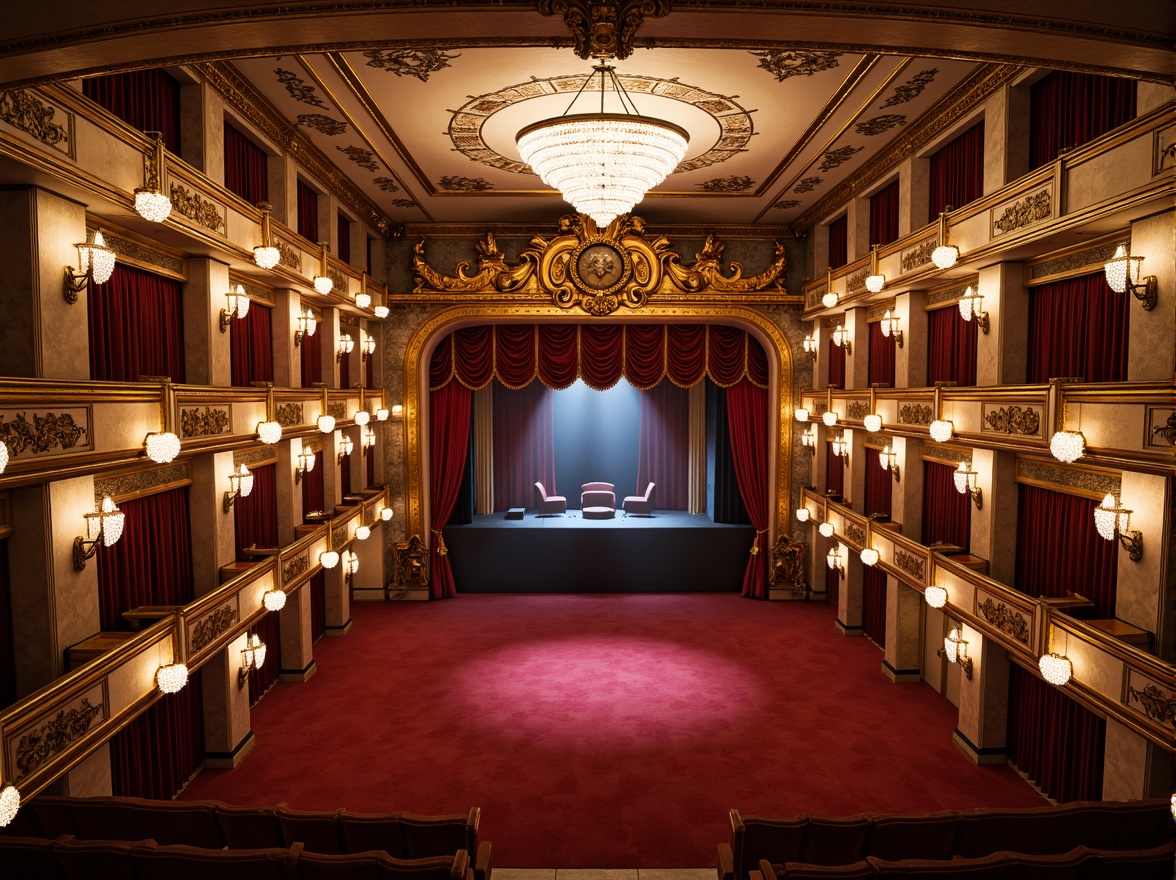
[{"x1": 179, "y1": 594, "x2": 1044, "y2": 866}]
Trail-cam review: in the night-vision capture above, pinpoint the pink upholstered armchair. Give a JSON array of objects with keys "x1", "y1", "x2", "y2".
[
  {"x1": 622, "y1": 482, "x2": 656, "y2": 517},
  {"x1": 534, "y1": 482, "x2": 566, "y2": 516}
]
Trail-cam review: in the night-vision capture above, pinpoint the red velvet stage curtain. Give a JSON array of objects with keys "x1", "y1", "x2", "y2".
[
  {"x1": 927, "y1": 305, "x2": 978, "y2": 386},
  {"x1": 337, "y1": 214, "x2": 352, "y2": 264},
  {"x1": 301, "y1": 323, "x2": 323, "y2": 386},
  {"x1": 223, "y1": 122, "x2": 268, "y2": 205},
  {"x1": 0, "y1": 542, "x2": 14, "y2": 709},
  {"x1": 865, "y1": 449, "x2": 893, "y2": 520},
  {"x1": 248, "y1": 607, "x2": 281, "y2": 705},
  {"x1": 234, "y1": 464, "x2": 278, "y2": 561},
  {"x1": 1014, "y1": 484, "x2": 1117, "y2": 618},
  {"x1": 638, "y1": 380, "x2": 689, "y2": 510},
  {"x1": 1030, "y1": 71, "x2": 1136, "y2": 170},
  {"x1": 89, "y1": 263, "x2": 185, "y2": 382},
  {"x1": 928, "y1": 121, "x2": 984, "y2": 222},
  {"x1": 828, "y1": 341, "x2": 846, "y2": 388},
  {"x1": 430, "y1": 381, "x2": 473, "y2": 598},
  {"x1": 1027, "y1": 273, "x2": 1128, "y2": 384},
  {"x1": 868, "y1": 321, "x2": 895, "y2": 387},
  {"x1": 297, "y1": 180, "x2": 319, "y2": 241},
  {"x1": 726, "y1": 379, "x2": 768, "y2": 599},
  {"x1": 828, "y1": 215, "x2": 848, "y2": 268},
  {"x1": 1007, "y1": 663, "x2": 1105, "y2": 802},
  {"x1": 869, "y1": 179, "x2": 900, "y2": 247},
  {"x1": 97, "y1": 488, "x2": 194, "y2": 632},
  {"x1": 302, "y1": 450, "x2": 325, "y2": 517},
  {"x1": 83, "y1": 70, "x2": 181, "y2": 151},
  {"x1": 230, "y1": 303, "x2": 273, "y2": 386},
  {"x1": 493, "y1": 379, "x2": 556, "y2": 508},
  {"x1": 825, "y1": 441, "x2": 844, "y2": 498},
  {"x1": 110, "y1": 667, "x2": 204, "y2": 799},
  {"x1": 921, "y1": 461, "x2": 970, "y2": 551},
  {"x1": 862, "y1": 566, "x2": 887, "y2": 646}
]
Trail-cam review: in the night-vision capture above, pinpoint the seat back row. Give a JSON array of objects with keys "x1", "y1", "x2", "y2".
[{"x1": 717, "y1": 799, "x2": 1174, "y2": 880}]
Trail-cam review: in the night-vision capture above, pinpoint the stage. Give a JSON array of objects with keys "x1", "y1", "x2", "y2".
[{"x1": 443, "y1": 511, "x2": 755, "y2": 592}]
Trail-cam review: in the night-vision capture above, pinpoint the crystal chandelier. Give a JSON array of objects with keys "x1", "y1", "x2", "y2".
[
  {"x1": 253, "y1": 202, "x2": 280, "y2": 269},
  {"x1": 134, "y1": 132, "x2": 172, "y2": 223},
  {"x1": 516, "y1": 63, "x2": 688, "y2": 228}
]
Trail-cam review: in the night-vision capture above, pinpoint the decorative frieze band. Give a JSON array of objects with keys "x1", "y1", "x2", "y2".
[
  {"x1": 234, "y1": 447, "x2": 278, "y2": 468},
  {"x1": 94, "y1": 462, "x2": 190, "y2": 502},
  {"x1": 282, "y1": 553, "x2": 309, "y2": 583},
  {"x1": 1015, "y1": 459, "x2": 1121, "y2": 499},
  {"x1": 923, "y1": 445, "x2": 971, "y2": 465},
  {"x1": 1029, "y1": 240, "x2": 1126, "y2": 282},
  {"x1": 180, "y1": 406, "x2": 230, "y2": 438},
  {"x1": 90, "y1": 229, "x2": 185, "y2": 277},
  {"x1": 991, "y1": 188, "x2": 1052, "y2": 237},
  {"x1": 982, "y1": 405, "x2": 1042, "y2": 436},
  {"x1": 925, "y1": 284, "x2": 972, "y2": 308},
  {"x1": 1125, "y1": 669, "x2": 1175, "y2": 734},
  {"x1": 976, "y1": 595, "x2": 1030, "y2": 645},
  {"x1": 844, "y1": 522, "x2": 866, "y2": 545},
  {"x1": 14, "y1": 688, "x2": 106, "y2": 781},
  {"x1": 328, "y1": 401, "x2": 348, "y2": 420},
  {"x1": 276, "y1": 239, "x2": 302, "y2": 272},
  {"x1": 898, "y1": 403, "x2": 932, "y2": 426},
  {"x1": 846, "y1": 268, "x2": 868, "y2": 292},
  {"x1": 275, "y1": 402, "x2": 304, "y2": 427},
  {"x1": 169, "y1": 183, "x2": 226, "y2": 234},
  {"x1": 901, "y1": 238, "x2": 935, "y2": 273},
  {"x1": 235, "y1": 279, "x2": 276, "y2": 305},
  {"x1": 894, "y1": 548, "x2": 925, "y2": 582},
  {"x1": 191, "y1": 605, "x2": 238, "y2": 653},
  {"x1": 847, "y1": 400, "x2": 870, "y2": 419},
  {"x1": 0, "y1": 88, "x2": 72, "y2": 156},
  {"x1": 0, "y1": 408, "x2": 90, "y2": 459}
]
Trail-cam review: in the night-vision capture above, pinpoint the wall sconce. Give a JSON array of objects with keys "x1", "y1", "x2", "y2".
[
  {"x1": 860, "y1": 547, "x2": 879, "y2": 566},
  {"x1": 64, "y1": 231, "x2": 116, "y2": 304},
  {"x1": 343, "y1": 549, "x2": 359, "y2": 581},
  {"x1": 0, "y1": 782, "x2": 19, "y2": 828},
  {"x1": 929, "y1": 419, "x2": 954, "y2": 443},
  {"x1": 953, "y1": 461, "x2": 983, "y2": 509},
  {"x1": 374, "y1": 305, "x2": 390, "y2": 319},
  {"x1": 320, "y1": 550, "x2": 340, "y2": 569},
  {"x1": 294, "y1": 308, "x2": 318, "y2": 346},
  {"x1": 263, "y1": 588, "x2": 287, "y2": 612},
  {"x1": 313, "y1": 241, "x2": 334, "y2": 294},
  {"x1": 354, "y1": 410, "x2": 371, "y2": 427},
  {"x1": 802, "y1": 332, "x2": 819, "y2": 359},
  {"x1": 355, "y1": 525, "x2": 371, "y2": 541},
  {"x1": 0, "y1": 441, "x2": 8, "y2": 474},
  {"x1": 801, "y1": 426, "x2": 817, "y2": 455},
  {"x1": 220, "y1": 284, "x2": 251, "y2": 333},
  {"x1": 389, "y1": 404, "x2": 403, "y2": 419},
  {"x1": 134, "y1": 131, "x2": 172, "y2": 223},
  {"x1": 1094, "y1": 493, "x2": 1143, "y2": 561},
  {"x1": 795, "y1": 407, "x2": 810, "y2": 423},
  {"x1": 361, "y1": 334, "x2": 376, "y2": 359},
  {"x1": 880, "y1": 310, "x2": 904, "y2": 348},
  {"x1": 237, "y1": 633, "x2": 267, "y2": 689},
  {"x1": 865, "y1": 244, "x2": 885, "y2": 293},
  {"x1": 73, "y1": 495, "x2": 125, "y2": 571},
  {"x1": 223, "y1": 464, "x2": 255, "y2": 513},
  {"x1": 831, "y1": 325, "x2": 852, "y2": 354},
  {"x1": 363, "y1": 427, "x2": 376, "y2": 453},
  {"x1": 796, "y1": 507, "x2": 811, "y2": 522},
  {"x1": 355, "y1": 289, "x2": 372, "y2": 310},
  {"x1": 1039, "y1": 628, "x2": 1072, "y2": 686},
  {"x1": 822, "y1": 410, "x2": 838, "y2": 427},
  {"x1": 295, "y1": 448, "x2": 316, "y2": 484},
  {"x1": 931, "y1": 208, "x2": 958, "y2": 269},
  {"x1": 381, "y1": 507, "x2": 393, "y2": 522},
  {"x1": 821, "y1": 268, "x2": 838, "y2": 309},
  {"x1": 831, "y1": 433, "x2": 849, "y2": 463},
  {"x1": 863, "y1": 414, "x2": 882, "y2": 432},
  {"x1": 253, "y1": 201, "x2": 280, "y2": 269},
  {"x1": 957, "y1": 285, "x2": 989, "y2": 334},
  {"x1": 924, "y1": 585, "x2": 947, "y2": 608},
  {"x1": 940, "y1": 626, "x2": 973, "y2": 679},
  {"x1": 316, "y1": 384, "x2": 335, "y2": 433},
  {"x1": 879, "y1": 445, "x2": 901, "y2": 482},
  {"x1": 1049, "y1": 430, "x2": 1086, "y2": 463},
  {"x1": 818, "y1": 522, "x2": 835, "y2": 539},
  {"x1": 337, "y1": 434, "x2": 354, "y2": 463},
  {"x1": 1104, "y1": 244, "x2": 1156, "y2": 310},
  {"x1": 337, "y1": 333, "x2": 355, "y2": 361},
  {"x1": 155, "y1": 662, "x2": 189, "y2": 694},
  {"x1": 257, "y1": 420, "x2": 282, "y2": 444},
  {"x1": 826, "y1": 544, "x2": 845, "y2": 577}
]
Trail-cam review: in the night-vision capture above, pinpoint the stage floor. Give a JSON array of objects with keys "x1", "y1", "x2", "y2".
[{"x1": 444, "y1": 511, "x2": 755, "y2": 592}]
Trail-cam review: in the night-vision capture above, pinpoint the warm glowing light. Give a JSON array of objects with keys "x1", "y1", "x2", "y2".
[
  {"x1": 320, "y1": 550, "x2": 340, "y2": 569},
  {"x1": 263, "y1": 589, "x2": 287, "y2": 612},
  {"x1": 227, "y1": 284, "x2": 250, "y2": 320},
  {"x1": 374, "y1": 306, "x2": 389, "y2": 319},
  {"x1": 953, "y1": 461, "x2": 975, "y2": 495},
  {"x1": 944, "y1": 628, "x2": 962, "y2": 663},
  {"x1": 818, "y1": 522, "x2": 835, "y2": 539},
  {"x1": 1103, "y1": 244, "x2": 1139, "y2": 293},
  {"x1": 1050, "y1": 431, "x2": 1085, "y2": 463},
  {"x1": 134, "y1": 188, "x2": 172, "y2": 223},
  {"x1": 826, "y1": 545, "x2": 842, "y2": 570},
  {"x1": 931, "y1": 244, "x2": 958, "y2": 269},
  {"x1": 821, "y1": 291, "x2": 839, "y2": 309},
  {"x1": 317, "y1": 415, "x2": 336, "y2": 434},
  {"x1": 145, "y1": 432, "x2": 181, "y2": 463},
  {"x1": 925, "y1": 585, "x2": 947, "y2": 608},
  {"x1": 795, "y1": 408, "x2": 810, "y2": 423},
  {"x1": 314, "y1": 275, "x2": 334, "y2": 295},
  {"x1": 354, "y1": 410, "x2": 371, "y2": 426},
  {"x1": 234, "y1": 464, "x2": 254, "y2": 498},
  {"x1": 355, "y1": 292, "x2": 372, "y2": 309},
  {"x1": 380, "y1": 507, "x2": 393, "y2": 522},
  {"x1": 257, "y1": 421, "x2": 282, "y2": 445},
  {"x1": 376, "y1": 408, "x2": 391, "y2": 421},
  {"x1": 796, "y1": 508, "x2": 810, "y2": 523},
  {"x1": 929, "y1": 419, "x2": 954, "y2": 443},
  {"x1": 1039, "y1": 653, "x2": 1072, "y2": 686},
  {"x1": 0, "y1": 441, "x2": 8, "y2": 474},
  {"x1": 355, "y1": 525, "x2": 371, "y2": 541},
  {"x1": 254, "y1": 245, "x2": 280, "y2": 269},
  {"x1": 1094, "y1": 493, "x2": 1131, "y2": 542},
  {"x1": 77, "y1": 232, "x2": 117, "y2": 285},
  {"x1": 863, "y1": 414, "x2": 882, "y2": 432},
  {"x1": 860, "y1": 548, "x2": 879, "y2": 566},
  {"x1": 0, "y1": 783, "x2": 20, "y2": 827},
  {"x1": 822, "y1": 411, "x2": 838, "y2": 427},
  {"x1": 156, "y1": 663, "x2": 189, "y2": 694},
  {"x1": 865, "y1": 273, "x2": 885, "y2": 293},
  {"x1": 87, "y1": 495, "x2": 125, "y2": 547}
]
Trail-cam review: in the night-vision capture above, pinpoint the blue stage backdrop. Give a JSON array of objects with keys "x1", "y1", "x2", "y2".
[{"x1": 553, "y1": 379, "x2": 641, "y2": 504}]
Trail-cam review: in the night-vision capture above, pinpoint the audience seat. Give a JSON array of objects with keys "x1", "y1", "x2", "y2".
[
  {"x1": 279, "y1": 804, "x2": 347, "y2": 854},
  {"x1": 534, "y1": 482, "x2": 566, "y2": 516},
  {"x1": 131, "y1": 842, "x2": 294, "y2": 880},
  {"x1": 216, "y1": 802, "x2": 285, "y2": 849},
  {"x1": 65, "y1": 794, "x2": 224, "y2": 848},
  {"x1": 0, "y1": 834, "x2": 67, "y2": 879},
  {"x1": 622, "y1": 482, "x2": 656, "y2": 516}
]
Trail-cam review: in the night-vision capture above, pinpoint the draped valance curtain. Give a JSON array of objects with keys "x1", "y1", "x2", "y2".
[
  {"x1": 83, "y1": 70, "x2": 181, "y2": 152},
  {"x1": 223, "y1": 122, "x2": 268, "y2": 206},
  {"x1": 1030, "y1": 71, "x2": 1136, "y2": 170},
  {"x1": 1027, "y1": 272, "x2": 1128, "y2": 384},
  {"x1": 928, "y1": 121, "x2": 985, "y2": 221},
  {"x1": 89, "y1": 263, "x2": 185, "y2": 383},
  {"x1": 869, "y1": 180, "x2": 900, "y2": 247},
  {"x1": 230, "y1": 304, "x2": 273, "y2": 387},
  {"x1": 927, "y1": 305, "x2": 977, "y2": 386}
]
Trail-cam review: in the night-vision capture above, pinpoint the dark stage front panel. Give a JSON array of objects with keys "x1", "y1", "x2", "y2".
[{"x1": 443, "y1": 511, "x2": 753, "y2": 592}]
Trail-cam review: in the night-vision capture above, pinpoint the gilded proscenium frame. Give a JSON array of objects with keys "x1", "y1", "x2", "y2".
[{"x1": 402, "y1": 304, "x2": 794, "y2": 557}]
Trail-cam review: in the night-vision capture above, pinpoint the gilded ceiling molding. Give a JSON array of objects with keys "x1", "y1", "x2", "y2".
[
  {"x1": 537, "y1": 0, "x2": 671, "y2": 60},
  {"x1": 751, "y1": 50, "x2": 841, "y2": 81},
  {"x1": 362, "y1": 48, "x2": 460, "y2": 81}
]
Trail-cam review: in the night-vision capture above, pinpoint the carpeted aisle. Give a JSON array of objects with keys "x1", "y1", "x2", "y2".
[{"x1": 179, "y1": 594, "x2": 1044, "y2": 867}]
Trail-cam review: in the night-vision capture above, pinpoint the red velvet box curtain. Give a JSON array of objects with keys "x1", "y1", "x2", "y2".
[
  {"x1": 0, "y1": 542, "x2": 12, "y2": 709},
  {"x1": 868, "y1": 322, "x2": 895, "y2": 387},
  {"x1": 1030, "y1": 71, "x2": 1136, "y2": 170},
  {"x1": 928, "y1": 121, "x2": 984, "y2": 221},
  {"x1": 862, "y1": 565, "x2": 887, "y2": 646},
  {"x1": 827, "y1": 215, "x2": 848, "y2": 269},
  {"x1": 864, "y1": 448, "x2": 893, "y2": 520},
  {"x1": 1027, "y1": 272, "x2": 1128, "y2": 384},
  {"x1": 223, "y1": 122, "x2": 268, "y2": 205},
  {"x1": 921, "y1": 460, "x2": 970, "y2": 551},
  {"x1": 89, "y1": 263, "x2": 185, "y2": 383},
  {"x1": 83, "y1": 69, "x2": 180, "y2": 152},
  {"x1": 234, "y1": 464, "x2": 278, "y2": 561},
  {"x1": 337, "y1": 214, "x2": 352, "y2": 264},
  {"x1": 297, "y1": 180, "x2": 319, "y2": 242},
  {"x1": 828, "y1": 341, "x2": 846, "y2": 388},
  {"x1": 1014, "y1": 484, "x2": 1117, "y2": 618},
  {"x1": 248, "y1": 606, "x2": 281, "y2": 705},
  {"x1": 869, "y1": 180, "x2": 900, "y2": 247},
  {"x1": 300, "y1": 321, "x2": 323, "y2": 386},
  {"x1": 230, "y1": 304, "x2": 273, "y2": 386},
  {"x1": 301, "y1": 450, "x2": 325, "y2": 516},
  {"x1": 110, "y1": 667, "x2": 204, "y2": 800},
  {"x1": 927, "y1": 305, "x2": 977, "y2": 386},
  {"x1": 825, "y1": 440, "x2": 844, "y2": 498}
]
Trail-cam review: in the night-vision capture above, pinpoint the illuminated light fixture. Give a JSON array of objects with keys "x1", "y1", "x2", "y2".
[
  {"x1": 390, "y1": 404, "x2": 404, "y2": 418},
  {"x1": 253, "y1": 202, "x2": 280, "y2": 269},
  {"x1": 155, "y1": 662, "x2": 189, "y2": 694},
  {"x1": 363, "y1": 427, "x2": 376, "y2": 451},
  {"x1": 821, "y1": 268, "x2": 839, "y2": 309},
  {"x1": 0, "y1": 782, "x2": 20, "y2": 827},
  {"x1": 802, "y1": 332, "x2": 819, "y2": 359},
  {"x1": 941, "y1": 626, "x2": 973, "y2": 679},
  {"x1": 134, "y1": 131, "x2": 172, "y2": 223},
  {"x1": 374, "y1": 305, "x2": 390, "y2": 319},
  {"x1": 1094, "y1": 493, "x2": 1143, "y2": 561},
  {"x1": 355, "y1": 291, "x2": 372, "y2": 310},
  {"x1": 831, "y1": 433, "x2": 849, "y2": 463},
  {"x1": 263, "y1": 588, "x2": 287, "y2": 612},
  {"x1": 1172, "y1": 794, "x2": 1176, "y2": 821},
  {"x1": 337, "y1": 333, "x2": 355, "y2": 361},
  {"x1": 801, "y1": 426, "x2": 817, "y2": 455},
  {"x1": 1039, "y1": 652, "x2": 1072, "y2": 687},
  {"x1": 337, "y1": 434, "x2": 354, "y2": 462},
  {"x1": 925, "y1": 585, "x2": 948, "y2": 609},
  {"x1": 865, "y1": 244, "x2": 885, "y2": 293},
  {"x1": 220, "y1": 283, "x2": 251, "y2": 333},
  {"x1": 237, "y1": 633, "x2": 267, "y2": 689},
  {"x1": 380, "y1": 507, "x2": 393, "y2": 522},
  {"x1": 818, "y1": 522, "x2": 835, "y2": 539},
  {"x1": 822, "y1": 410, "x2": 838, "y2": 427},
  {"x1": 223, "y1": 464, "x2": 255, "y2": 513},
  {"x1": 377, "y1": 407, "x2": 391, "y2": 421},
  {"x1": 313, "y1": 242, "x2": 334, "y2": 294},
  {"x1": 145, "y1": 431, "x2": 181, "y2": 464},
  {"x1": 73, "y1": 495, "x2": 125, "y2": 571},
  {"x1": 931, "y1": 208, "x2": 959, "y2": 269},
  {"x1": 929, "y1": 419, "x2": 954, "y2": 443},
  {"x1": 863, "y1": 413, "x2": 882, "y2": 433},
  {"x1": 826, "y1": 544, "x2": 845, "y2": 576},
  {"x1": 1104, "y1": 244, "x2": 1156, "y2": 310},
  {"x1": 796, "y1": 507, "x2": 810, "y2": 523},
  {"x1": 953, "y1": 461, "x2": 983, "y2": 509},
  {"x1": 860, "y1": 547, "x2": 879, "y2": 566},
  {"x1": 361, "y1": 334, "x2": 376, "y2": 359},
  {"x1": 879, "y1": 310, "x2": 904, "y2": 348},
  {"x1": 516, "y1": 63, "x2": 689, "y2": 228},
  {"x1": 317, "y1": 415, "x2": 336, "y2": 434},
  {"x1": 1049, "y1": 430, "x2": 1086, "y2": 463},
  {"x1": 257, "y1": 420, "x2": 282, "y2": 445},
  {"x1": 294, "y1": 309, "x2": 318, "y2": 347},
  {"x1": 795, "y1": 407, "x2": 810, "y2": 423},
  {"x1": 295, "y1": 448, "x2": 316, "y2": 484},
  {"x1": 64, "y1": 231, "x2": 116, "y2": 303},
  {"x1": 320, "y1": 550, "x2": 340, "y2": 569},
  {"x1": 355, "y1": 525, "x2": 371, "y2": 541},
  {"x1": 879, "y1": 444, "x2": 900, "y2": 481},
  {"x1": 0, "y1": 441, "x2": 8, "y2": 474},
  {"x1": 343, "y1": 549, "x2": 359, "y2": 580},
  {"x1": 354, "y1": 410, "x2": 371, "y2": 427},
  {"x1": 831, "y1": 324, "x2": 852, "y2": 354},
  {"x1": 957, "y1": 285, "x2": 990, "y2": 334}
]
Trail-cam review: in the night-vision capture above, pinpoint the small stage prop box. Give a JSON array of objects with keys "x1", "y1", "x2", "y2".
[{"x1": 505, "y1": 507, "x2": 525, "y2": 520}]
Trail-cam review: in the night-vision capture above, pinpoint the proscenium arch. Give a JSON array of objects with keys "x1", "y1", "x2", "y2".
[{"x1": 402, "y1": 304, "x2": 795, "y2": 567}]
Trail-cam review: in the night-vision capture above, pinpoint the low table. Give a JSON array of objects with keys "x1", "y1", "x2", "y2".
[{"x1": 582, "y1": 506, "x2": 615, "y2": 520}]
